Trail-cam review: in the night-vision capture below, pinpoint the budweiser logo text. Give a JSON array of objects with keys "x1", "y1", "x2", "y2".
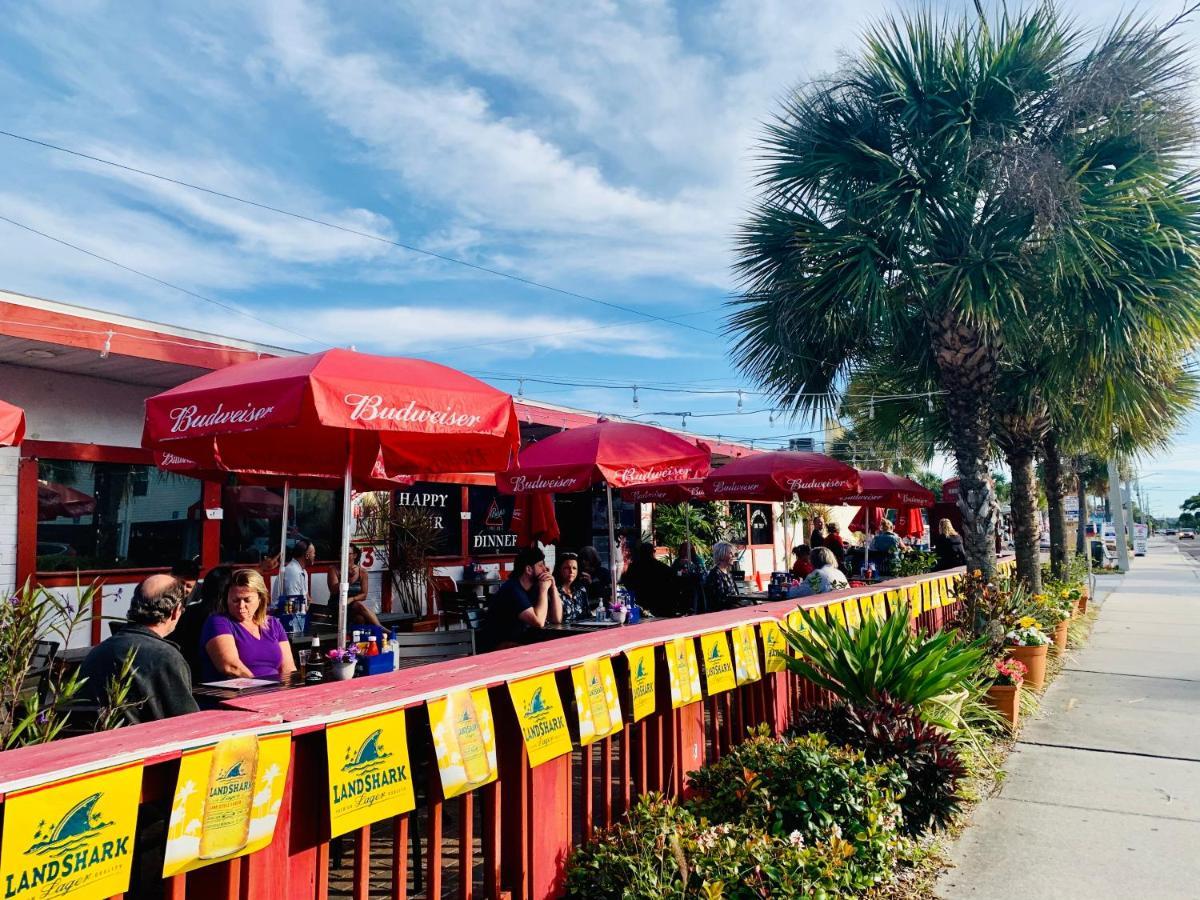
[
  {"x1": 170, "y1": 402, "x2": 275, "y2": 433},
  {"x1": 709, "y1": 480, "x2": 764, "y2": 494},
  {"x1": 785, "y1": 477, "x2": 852, "y2": 491},
  {"x1": 345, "y1": 394, "x2": 483, "y2": 428},
  {"x1": 619, "y1": 465, "x2": 696, "y2": 485},
  {"x1": 509, "y1": 474, "x2": 580, "y2": 492}
]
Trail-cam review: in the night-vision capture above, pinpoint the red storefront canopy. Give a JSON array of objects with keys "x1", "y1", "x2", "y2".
[
  {"x1": 37, "y1": 481, "x2": 96, "y2": 521},
  {"x1": 143, "y1": 348, "x2": 520, "y2": 481},
  {"x1": 622, "y1": 479, "x2": 707, "y2": 504},
  {"x1": 702, "y1": 451, "x2": 860, "y2": 503},
  {"x1": 943, "y1": 478, "x2": 960, "y2": 503},
  {"x1": 842, "y1": 471, "x2": 935, "y2": 509},
  {"x1": 497, "y1": 422, "x2": 710, "y2": 495},
  {"x1": 0, "y1": 399, "x2": 25, "y2": 447},
  {"x1": 154, "y1": 450, "x2": 415, "y2": 492}
]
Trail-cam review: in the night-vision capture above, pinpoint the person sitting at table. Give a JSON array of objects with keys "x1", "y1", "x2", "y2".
[
  {"x1": 479, "y1": 546, "x2": 563, "y2": 651},
  {"x1": 790, "y1": 547, "x2": 849, "y2": 597},
  {"x1": 790, "y1": 544, "x2": 814, "y2": 579},
  {"x1": 172, "y1": 564, "x2": 234, "y2": 680},
  {"x1": 273, "y1": 538, "x2": 314, "y2": 605},
  {"x1": 869, "y1": 518, "x2": 902, "y2": 553},
  {"x1": 621, "y1": 542, "x2": 677, "y2": 617},
  {"x1": 704, "y1": 541, "x2": 745, "y2": 611},
  {"x1": 577, "y1": 546, "x2": 612, "y2": 601},
  {"x1": 202, "y1": 568, "x2": 296, "y2": 681},
  {"x1": 808, "y1": 516, "x2": 826, "y2": 549},
  {"x1": 933, "y1": 518, "x2": 966, "y2": 571},
  {"x1": 823, "y1": 522, "x2": 847, "y2": 569},
  {"x1": 171, "y1": 558, "x2": 200, "y2": 596},
  {"x1": 80, "y1": 574, "x2": 200, "y2": 723},
  {"x1": 327, "y1": 545, "x2": 381, "y2": 627},
  {"x1": 672, "y1": 541, "x2": 705, "y2": 614},
  {"x1": 554, "y1": 552, "x2": 590, "y2": 622}
]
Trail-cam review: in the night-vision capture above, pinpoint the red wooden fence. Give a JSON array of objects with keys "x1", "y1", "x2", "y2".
[{"x1": 0, "y1": 566, "x2": 991, "y2": 900}]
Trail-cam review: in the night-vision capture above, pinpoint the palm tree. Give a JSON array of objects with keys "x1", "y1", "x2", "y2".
[{"x1": 729, "y1": 5, "x2": 1200, "y2": 578}]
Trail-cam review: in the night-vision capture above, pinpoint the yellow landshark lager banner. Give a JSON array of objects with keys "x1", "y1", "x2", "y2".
[
  {"x1": 665, "y1": 636, "x2": 702, "y2": 708},
  {"x1": 163, "y1": 731, "x2": 290, "y2": 877},
  {"x1": 326, "y1": 709, "x2": 416, "y2": 838},
  {"x1": 429, "y1": 688, "x2": 498, "y2": 799},
  {"x1": 826, "y1": 601, "x2": 848, "y2": 629},
  {"x1": 923, "y1": 580, "x2": 936, "y2": 612},
  {"x1": 571, "y1": 656, "x2": 623, "y2": 745},
  {"x1": 699, "y1": 631, "x2": 737, "y2": 695},
  {"x1": 625, "y1": 645, "x2": 658, "y2": 722},
  {"x1": 843, "y1": 597, "x2": 861, "y2": 630},
  {"x1": 0, "y1": 762, "x2": 142, "y2": 900},
  {"x1": 760, "y1": 620, "x2": 788, "y2": 672},
  {"x1": 731, "y1": 624, "x2": 762, "y2": 684},
  {"x1": 508, "y1": 672, "x2": 573, "y2": 767},
  {"x1": 908, "y1": 584, "x2": 922, "y2": 618}
]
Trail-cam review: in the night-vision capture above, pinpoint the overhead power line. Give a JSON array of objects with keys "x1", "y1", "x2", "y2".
[
  {"x1": 0, "y1": 214, "x2": 331, "y2": 347},
  {"x1": 0, "y1": 129, "x2": 719, "y2": 336}
]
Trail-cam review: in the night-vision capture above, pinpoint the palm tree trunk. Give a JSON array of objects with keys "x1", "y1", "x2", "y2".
[
  {"x1": 1042, "y1": 430, "x2": 1067, "y2": 580},
  {"x1": 1006, "y1": 443, "x2": 1042, "y2": 593},
  {"x1": 1075, "y1": 455, "x2": 1088, "y2": 556}
]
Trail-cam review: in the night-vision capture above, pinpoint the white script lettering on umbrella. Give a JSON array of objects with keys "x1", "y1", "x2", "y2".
[
  {"x1": 344, "y1": 394, "x2": 483, "y2": 428},
  {"x1": 170, "y1": 402, "x2": 275, "y2": 434},
  {"x1": 619, "y1": 465, "x2": 697, "y2": 485}
]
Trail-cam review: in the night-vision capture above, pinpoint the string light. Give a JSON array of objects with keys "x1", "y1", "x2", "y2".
[
  {"x1": 100, "y1": 330, "x2": 112, "y2": 360},
  {"x1": 517, "y1": 379, "x2": 525, "y2": 397},
  {"x1": 632, "y1": 385, "x2": 639, "y2": 407},
  {"x1": 737, "y1": 390, "x2": 744, "y2": 411}
]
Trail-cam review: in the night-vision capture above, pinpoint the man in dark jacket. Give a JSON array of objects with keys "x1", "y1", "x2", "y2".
[{"x1": 80, "y1": 573, "x2": 200, "y2": 723}]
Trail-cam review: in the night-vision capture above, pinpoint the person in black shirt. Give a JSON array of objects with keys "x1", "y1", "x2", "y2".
[
  {"x1": 704, "y1": 541, "x2": 745, "y2": 611},
  {"x1": 80, "y1": 574, "x2": 200, "y2": 723},
  {"x1": 621, "y1": 542, "x2": 678, "y2": 617},
  {"x1": 172, "y1": 565, "x2": 234, "y2": 681},
  {"x1": 577, "y1": 545, "x2": 612, "y2": 604},
  {"x1": 933, "y1": 518, "x2": 967, "y2": 570},
  {"x1": 479, "y1": 546, "x2": 562, "y2": 651}
]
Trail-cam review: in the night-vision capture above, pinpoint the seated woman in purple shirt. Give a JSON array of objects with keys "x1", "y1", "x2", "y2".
[{"x1": 201, "y1": 568, "x2": 296, "y2": 681}]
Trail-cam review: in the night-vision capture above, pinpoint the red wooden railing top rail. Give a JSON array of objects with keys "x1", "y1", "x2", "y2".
[{"x1": 0, "y1": 565, "x2": 975, "y2": 796}]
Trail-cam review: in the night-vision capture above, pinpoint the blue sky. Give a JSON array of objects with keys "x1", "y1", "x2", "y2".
[{"x1": 0, "y1": 0, "x2": 1196, "y2": 514}]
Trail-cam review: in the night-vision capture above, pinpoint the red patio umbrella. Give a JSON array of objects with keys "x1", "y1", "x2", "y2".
[
  {"x1": 702, "y1": 451, "x2": 860, "y2": 502},
  {"x1": 0, "y1": 399, "x2": 25, "y2": 447},
  {"x1": 144, "y1": 349, "x2": 520, "y2": 648},
  {"x1": 497, "y1": 421, "x2": 711, "y2": 608},
  {"x1": 622, "y1": 479, "x2": 707, "y2": 504},
  {"x1": 849, "y1": 505, "x2": 885, "y2": 535},
  {"x1": 894, "y1": 506, "x2": 926, "y2": 539},
  {"x1": 842, "y1": 471, "x2": 935, "y2": 509},
  {"x1": 511, "y1": 492, "x2": 561, "y2": 547}
]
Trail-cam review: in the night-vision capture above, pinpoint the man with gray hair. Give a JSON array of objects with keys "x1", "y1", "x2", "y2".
[{"x1": 80, "y1": 573, "x2": 200, "y2": 723}]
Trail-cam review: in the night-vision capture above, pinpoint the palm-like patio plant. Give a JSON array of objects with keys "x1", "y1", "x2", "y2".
[{"x1": 729, "y1": 5, "x2": 1200, "y2": 577}]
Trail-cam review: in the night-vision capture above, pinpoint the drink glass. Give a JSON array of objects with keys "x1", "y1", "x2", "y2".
[{"x1": 297, "y1": 649, "x2": 311, "y2": 679}]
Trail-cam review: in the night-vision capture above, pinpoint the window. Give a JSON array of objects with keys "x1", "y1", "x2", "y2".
[
  {"x1": 36, "y1": 458, "x2": 201, "y2": 572},
  {"x1": 219, "y1": 485, "x2": 343, "y2": 564},
  {"x1": 749, "y1": 503, "x2": 775, "y2": 545}
]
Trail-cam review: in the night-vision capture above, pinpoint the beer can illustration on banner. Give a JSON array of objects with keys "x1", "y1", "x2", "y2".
[
  {"x1": 199, "y1": 735, "x2": 258, "y2": 859},
  {"x1": 572, "y1": 656, "x2": 623, "y2": 744},
  {"x1": 731, "y1": 624, "x2": 761, "y2": 684},
  {"x1": 428, "y1": 688, "x2": 498, "y2": 799}
]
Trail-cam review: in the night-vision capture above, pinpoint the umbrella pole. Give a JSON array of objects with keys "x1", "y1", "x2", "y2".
[
  {"x1": 606, "y1": 483, "x2": 619, "y2": 611},
  {"x1": 863, "y1": 505, "x2": 872, "y2": 575},
  {"x1": 279, "y1": 479, "x2": 290, "y2": 569},
  {"x1": 337, "y1": 447, "x2": 353, "y2": 652}
]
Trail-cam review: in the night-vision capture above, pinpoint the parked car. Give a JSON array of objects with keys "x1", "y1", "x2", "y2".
[
  {"x1": 1180, "y1": 530, "x2": 1195, "y2": 540},
  {"x1": 1164, "y1": 529, "x2": 1177, "y2": 535}
]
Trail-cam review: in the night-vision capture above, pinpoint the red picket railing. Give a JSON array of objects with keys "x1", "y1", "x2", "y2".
[{"x1": 0, "y1": 565, "x2": 989, "y2": 900}]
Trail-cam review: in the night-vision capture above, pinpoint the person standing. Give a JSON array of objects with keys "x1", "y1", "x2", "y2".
[
  {"x1": 479, "y1": 546, "x2": 563, "y2": 651},
  {"x1": 808, "y1": 516, "x2": 826, "y2": 549},
  {"x1": 274, "y1": 538, "x2": 314, "y2": 605},
  {"x1": 80, "y1": 574, "x2": 200, "y2": 723}
]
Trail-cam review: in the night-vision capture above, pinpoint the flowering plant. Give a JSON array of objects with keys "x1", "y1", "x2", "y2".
[
  {"x1": 1005, "y1": 624, "x2": 1050, "y2": 647},
  {"x1": 1027, "y1": 593, "x2": 1070, "y2": 629},
  {"x1": 993, "y1": 657, "x2": 1026, "y2": 686},
  {"x1": 326, "y1": 646, "x2": 359, "y2": 664}
]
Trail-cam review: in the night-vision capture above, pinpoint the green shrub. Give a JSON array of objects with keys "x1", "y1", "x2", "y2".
[
  {"x1": 783, "y1": 603, "x2": 987, "y2": 707},
  {"x1": 566, "y1": 793, "x2": 887, "y2": 899},
  {"x1": 686, "y1": 731, "x2": 906, "y2": 890},
  {"x1": 794, "y1": 698, "x2": 967, "y2": 835}
]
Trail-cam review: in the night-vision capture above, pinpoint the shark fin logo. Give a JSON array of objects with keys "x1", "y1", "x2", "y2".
[
  {"x1": 27, "y1": 793, "x2": 112, "y2": 856},
  {"x1": 342, "y1": 729, "x2": 392, "y2": 773},
  {"x1": 635, "y1": 659, "x2": 646, "y2": 679},
  {"x1": 709, "y1": 643, "x2": 723, "y2": 661},
  {"x1": 523, "y1": 686, "x2": 550, "y2": 717},
  {"x1": 220, "y1": 761, "x2": 246, "y2": 780}
]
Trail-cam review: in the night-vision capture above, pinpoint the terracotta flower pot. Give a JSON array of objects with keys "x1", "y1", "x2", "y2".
[
  {"x1": 1052, "y1": 620, "x2": 1069, "y2": 655},
  {"x1": 986, "y1": 683, "x2": 1021, "y2": 729},
  {"x1": 1005, "y1": 643, "x2": 1048, "y2": 691},
  {"x1": 1077, "y1": 595, "x2": 1088, "y2": 615}
]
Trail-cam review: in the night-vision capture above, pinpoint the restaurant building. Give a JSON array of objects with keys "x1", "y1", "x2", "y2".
[{"x1": 0, "y1": 289, "x2": 792, "y2": 647}]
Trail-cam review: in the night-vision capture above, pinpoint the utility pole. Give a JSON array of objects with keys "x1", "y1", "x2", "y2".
[{"x1": 1108, "y1": 456, "x2": 1130, "y2": 572}]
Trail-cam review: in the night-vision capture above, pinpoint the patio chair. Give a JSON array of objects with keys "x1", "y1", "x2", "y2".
[{"x1": 390, "y1": 629, "x2": 475, "y2": 669}]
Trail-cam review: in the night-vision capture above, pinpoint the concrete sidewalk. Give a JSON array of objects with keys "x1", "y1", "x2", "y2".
[{"x1": 937, "y1": 538, "x2": 1200, "y2": 899}]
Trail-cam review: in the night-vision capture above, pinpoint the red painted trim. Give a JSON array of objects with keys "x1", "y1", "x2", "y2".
[
  {"x1": 0, "y1": 298, "x2": 273, "y2": 371},
  {"x1": 15, "y1": 457, "x2": 38, "y2": 587},
  {"x1": 23, "y1": 439, "x2": 155, "y2": 465}
]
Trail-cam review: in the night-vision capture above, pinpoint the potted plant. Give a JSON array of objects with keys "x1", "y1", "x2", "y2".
[
  {"x1": 1003, "y1": 620, "x2": 1050, "y2": 691},
  {"x1": 326, "y1": 646, "x2": 358, "y2": 681},
  {"x1": 1030, "y1": 594, "x2": 1072, "y2": 656},
  {"x1": 985, "y1": 657, "x2": 1026, "y2": 728}
]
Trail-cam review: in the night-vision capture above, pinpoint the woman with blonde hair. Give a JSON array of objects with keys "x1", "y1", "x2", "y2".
[
  {"x1": 704, "y1": 541, "x2": 743, "y2": 610},
  {"x1": 933, "y1": 518, "x2": 966, "y2": 571},
  {"x1": 792, "y1": 546, "x2": 849, "y2": 597},
  {"x1": 201, "y1": 568, "x2": 296, "y2": 681}
]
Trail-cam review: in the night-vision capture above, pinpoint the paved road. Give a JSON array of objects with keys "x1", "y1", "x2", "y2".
[{"x1": 937, "y1": 537, "x2": 1200, "y2": 899}]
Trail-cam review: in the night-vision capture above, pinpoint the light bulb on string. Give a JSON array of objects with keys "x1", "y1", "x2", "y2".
[
  {"x1": 681, "y1": 413, "x2": 688, "y2": 428},
  {"x1": 632, "y1": 385, "x2": 639, "y2": 407},
  {"x1": 517, "y1": 379, "x2": 525, "y2": 397},
  {"x1": 737, "y1": 390, "x2": 744, "y2": 411},
  {"x1": 100, "y1": 330, "x2": 112, "y2": 360}
]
